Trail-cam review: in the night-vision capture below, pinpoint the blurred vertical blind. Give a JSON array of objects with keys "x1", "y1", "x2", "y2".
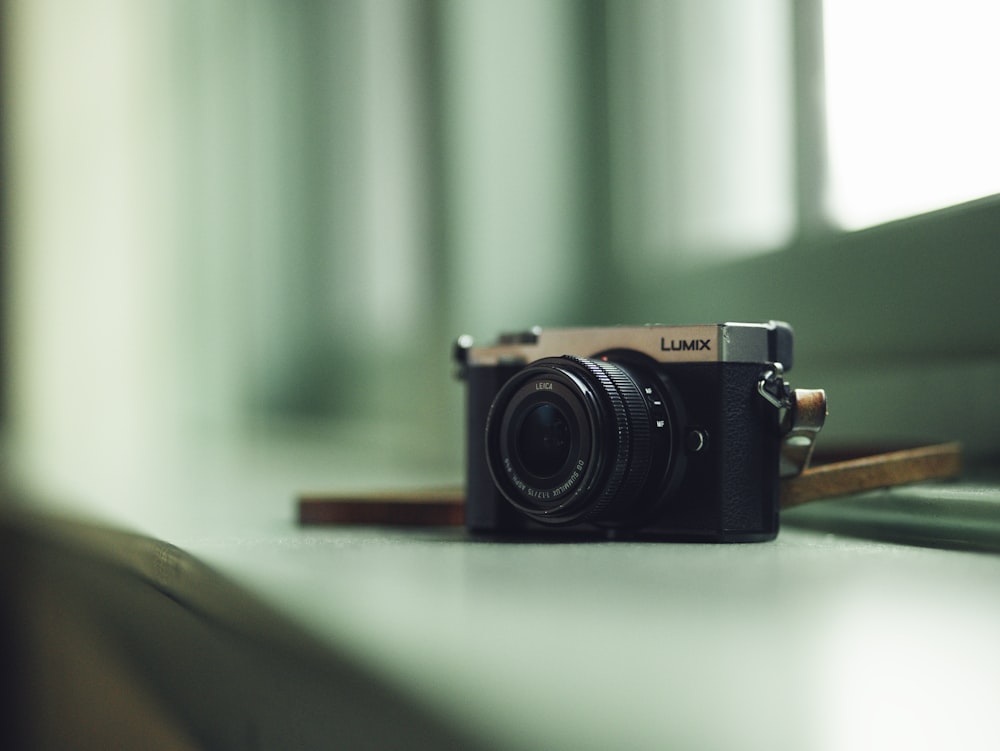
[
  {"x1": 607, "y1": 0, "x2": 794, "y2": 263},
  {"x1": 4, "y1": 0, "x2": 804, "y2": 501}
]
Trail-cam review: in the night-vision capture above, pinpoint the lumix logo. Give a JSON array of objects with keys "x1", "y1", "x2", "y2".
[{"x1": 660, "y1": 338, "x2": 712, "y2": 352}]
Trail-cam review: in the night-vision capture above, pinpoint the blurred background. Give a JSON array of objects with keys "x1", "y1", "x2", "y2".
[{"x1": 2, "y1": 0, "x2": 999, "y2": 526}]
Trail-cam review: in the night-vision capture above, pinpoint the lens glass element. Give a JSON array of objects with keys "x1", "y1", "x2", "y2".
[{"x1": 516, "y1": 403, "x2": 571, "y2": 478}]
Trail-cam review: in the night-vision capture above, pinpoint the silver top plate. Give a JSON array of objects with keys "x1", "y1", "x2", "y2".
[{"x1": 463, "y1": 322, "x2": 789, "y2": 367}]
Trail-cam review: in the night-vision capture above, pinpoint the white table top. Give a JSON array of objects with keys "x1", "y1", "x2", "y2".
[
  {"x1": 14, "y1": 440, "x2": 1000, "y2": 750},
  {"x1": 167, "y1": 483, "x2": 1000, "y2": 751}
]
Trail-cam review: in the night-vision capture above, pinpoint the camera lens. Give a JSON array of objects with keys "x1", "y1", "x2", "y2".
[
  {"x1": 485, "y1": 355, "x2": 673, "y2": 526},
  {"x1": 516, "y1": 403, "x2": 571, "y2": 478}
]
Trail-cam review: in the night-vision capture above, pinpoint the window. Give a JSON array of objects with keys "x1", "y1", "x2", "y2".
[
  {"x1": 610, "y1": 0, "x2": 1000, "y2": 455},
  {"x1": 823, "y1": 0, "x2": 1000, "y2": 229}
]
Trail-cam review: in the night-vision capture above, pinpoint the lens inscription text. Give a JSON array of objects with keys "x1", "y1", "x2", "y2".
[{"x1": 503, "y1": 457, "x2": 585, "y2": 501}]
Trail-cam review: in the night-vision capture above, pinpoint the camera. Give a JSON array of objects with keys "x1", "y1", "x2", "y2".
[{"x1": 454, "y1": 321, "x2": 826, "y2": 542}]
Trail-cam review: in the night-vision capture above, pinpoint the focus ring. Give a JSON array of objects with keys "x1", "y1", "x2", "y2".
[
  {"x1": 595, "y1": 360, "x2": 653, "y2": 503},
  {"x1": 564, "y1": 357, "x2": 651, "y2": 521}
]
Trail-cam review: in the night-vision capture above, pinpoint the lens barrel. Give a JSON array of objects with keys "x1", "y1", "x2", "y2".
[{"x1": 485, "y1": 355, "x2": 668, "y2": 525}]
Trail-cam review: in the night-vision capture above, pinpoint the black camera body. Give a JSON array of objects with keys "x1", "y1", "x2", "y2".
[{"x1": 455, "y1": 321, "x2": 812, "y2": 542}]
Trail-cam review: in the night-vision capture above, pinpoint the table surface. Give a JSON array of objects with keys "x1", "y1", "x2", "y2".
[
  {"x1": 178, "y1": 484, "x2": 1000, "y2": 749},
  {"x1": 13, "y1": 454, "x2": 1000, "y2": 751}
]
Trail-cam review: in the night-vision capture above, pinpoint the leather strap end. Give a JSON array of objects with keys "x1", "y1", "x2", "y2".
[{"x1": 779, "y1": 442, "x2": 963, "y2": 510}]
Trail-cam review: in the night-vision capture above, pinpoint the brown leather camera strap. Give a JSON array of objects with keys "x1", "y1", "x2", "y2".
[
  {"x1": 778, "y1": 441, "x2": 962, "y2": 509},
  {"x1": 298, "y1": 488, "x2": 466, "y2": 526},
  {"x1": 297, "y1": 443, "x2": 962, "y2": 526}
]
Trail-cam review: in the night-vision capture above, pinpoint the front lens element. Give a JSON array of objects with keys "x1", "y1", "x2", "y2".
[{"x1": 516, "y1": 403, "x2": 571, "y2": 479}]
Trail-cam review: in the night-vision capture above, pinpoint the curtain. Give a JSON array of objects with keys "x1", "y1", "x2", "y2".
[{"x1": 5, "y1": 0, "x2": 794, "y2": 507}]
